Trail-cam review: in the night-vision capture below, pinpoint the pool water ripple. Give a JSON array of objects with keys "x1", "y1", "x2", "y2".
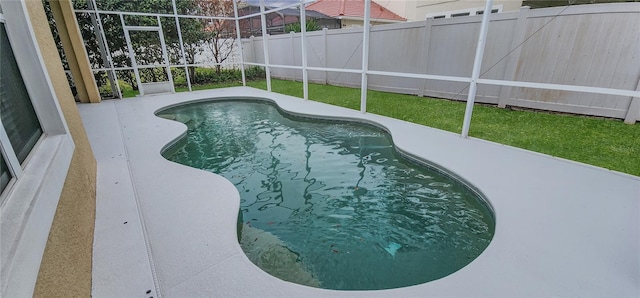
[{"x1": 160, "y1": 100, "x2": 494, "y2": 290}]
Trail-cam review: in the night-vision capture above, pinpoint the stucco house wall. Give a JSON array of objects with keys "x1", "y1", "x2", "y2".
[
  {"x1": 21, "y1": 1, "x2": 97, "y2": 297},
  {"x1": 340, "y1": 17, "x2": 402, "y2": 28}
]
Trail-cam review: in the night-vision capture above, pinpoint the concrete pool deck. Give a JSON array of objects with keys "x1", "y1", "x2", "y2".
[{"x1": 79, "y1": 87, "x2": 639, "y2": 297}]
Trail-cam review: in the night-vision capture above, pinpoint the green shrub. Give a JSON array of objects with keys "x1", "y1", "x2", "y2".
[
  {"x1": 173, "y1": 76, "x2": 187, "y2": 87},
  {"x1": 285, "y1": 19, "x2": 321, "y2": 33},
  {"x1": 171, "y1": 68, "x2": 187, "y2": 87},
  {"x1": 194, "y1": 68, "x2": 220, "y2": 84},
  {"x1": 244, "y1": 66, "x2": 265, "y2": 80},
  {"x1": 98, "y1": 79, "x2": 133, "y2": 95},
  {"x1": 191, "y1": 67, "x2": 265, "y2": 85}
]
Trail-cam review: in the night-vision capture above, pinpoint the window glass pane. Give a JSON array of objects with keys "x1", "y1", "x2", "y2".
[
  {"x1": 452, "y1": 12, "x2": 470, "y2": 17},
  {"x1": 0, "y1": 154, "x2": 10, "y2": 193},
  {"x1": 0, "y1": 23, "x2": 43, "y2": 163}
]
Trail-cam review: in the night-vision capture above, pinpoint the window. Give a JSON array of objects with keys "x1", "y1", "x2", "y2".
[
  {"x1": 0, "y1": 1, "x2": 75, "y2": 296},
  {"x1": 477, "y1": 9, "x2": 500, "y2": 15},
  {"x1": 0, "y1": 22, "x2": 43, "y2": 165},
  {"x1": 426, "y1": 5, "x2": 503, "y2": 19},
  {"x1": 0, "y1": 155, "x2": 9, "y2": 192},
  {"x1": 451, "y1": 12, "x2": 471, "y2": 17}
]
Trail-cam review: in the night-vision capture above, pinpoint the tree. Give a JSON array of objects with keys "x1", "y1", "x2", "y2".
[
  {"x1": 72, "y1": 0, "x2": 206, "y2": 90},
  {"x1": 196, "y1": 0, "x2": 236, "y2": 74},
  {"x1": 72, "y1": 0, "x2": 240, "y2": 87}
]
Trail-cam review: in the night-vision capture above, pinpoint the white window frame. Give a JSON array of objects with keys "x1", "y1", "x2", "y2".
[{"x1": 0, "y1": 1, "x2": 75, "y2": 297}]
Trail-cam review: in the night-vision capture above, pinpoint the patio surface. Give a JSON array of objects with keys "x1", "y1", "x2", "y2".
[{"x1": 78, "y1": 87, "x2": 639, "y2": 297}]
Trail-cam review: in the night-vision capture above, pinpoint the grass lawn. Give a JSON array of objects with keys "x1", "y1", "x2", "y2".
[
  {"x1": 122, "y1": 79, "x2": 640, "y2": 176},
  {"x1": 248, "y1": 79, "x2": 640, "y2": 177}
]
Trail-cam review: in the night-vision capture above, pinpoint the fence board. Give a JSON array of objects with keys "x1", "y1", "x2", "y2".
[{"x1": 243, "y1": 3, "x2": 640, "y2": 121}]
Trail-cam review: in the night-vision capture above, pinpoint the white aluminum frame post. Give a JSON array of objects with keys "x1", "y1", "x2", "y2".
[
  {"x1": 259, "y1": 0, "x2": 272, "y2": 92},
  {"x1": 461, "y1": 0, "x2": 493, "y2": 138},
  {"x1": 90, "y1": 0, "x2": 122, "y2": 99},
  {"x1": 360, "y1": 0, "x2": 371, "y2": 113},
  {"x1": 233, "y1": 0, "x2": 247, "y2": 86},
  {"x1": 300, "y1": 0, "x2": 309, "y2": 100},
  {"x1": 172, "y1": 0, "x2": 192, "y2": 92}
]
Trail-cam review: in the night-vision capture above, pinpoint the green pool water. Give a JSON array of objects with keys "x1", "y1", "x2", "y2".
[{"x1": 159, "y1": 100, "x2": 494, "y2": 290}]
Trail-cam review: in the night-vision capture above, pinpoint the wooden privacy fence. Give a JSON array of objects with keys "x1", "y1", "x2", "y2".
[{"x1": 242, "y1": 3, "x2": 640, "y2": 123}]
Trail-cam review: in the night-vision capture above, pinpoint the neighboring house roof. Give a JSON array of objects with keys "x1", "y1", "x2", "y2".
[{"x1": 307, "y1": 0, "x2": 406, "y2": 22}]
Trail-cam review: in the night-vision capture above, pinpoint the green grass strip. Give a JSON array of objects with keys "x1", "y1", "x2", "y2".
[{"x1": 247, "y1": 79, "x2": 640, "y2": 177}]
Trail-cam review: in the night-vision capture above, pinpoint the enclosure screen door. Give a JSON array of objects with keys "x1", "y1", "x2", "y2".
[{"x1": 122, "y1": 16, "x2": 174, "y2": 96}]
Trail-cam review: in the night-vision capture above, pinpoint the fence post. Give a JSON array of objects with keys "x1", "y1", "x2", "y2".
[
  {"x1": 264, "y1": 34, "x2": 272, "y2": 91},
  {"x1": 624, "y1": 78, "x2": 640, "y2": 124},
  {"x1": 497, "y1": 6, "x2": 530, "y2": 108},
  {"x1": 419, "y1": 18, "x2": 433, "y2": 97},
  {"x1": 290, "y1": 31, "x2": 296, "y2": 80},
  {"x1": 323, "y1": 27, "x2": 328, "y2": 85}
]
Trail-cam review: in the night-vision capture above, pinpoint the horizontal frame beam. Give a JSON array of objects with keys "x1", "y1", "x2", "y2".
[
  {"x1": 89, "y1": 61, "x2": 640, "y2": 99},
  {"x1": 75, "y1": 9, "x2": 235, "y2": 21},
  {"x1": 123, "y1": 25, "x2": 160, "y2": 32},
  {"x1": 477, "y1": 78, "x2": 640, "y2": 98},
  {"x1": 239, "y1": 62, "x2": 639, "y2": 98}
]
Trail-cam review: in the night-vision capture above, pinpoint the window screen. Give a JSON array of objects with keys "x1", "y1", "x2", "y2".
[{"x1": 0, "y1": 23, "x2": 43, "y2": 163}]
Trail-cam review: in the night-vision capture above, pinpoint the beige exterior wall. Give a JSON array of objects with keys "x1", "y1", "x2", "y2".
[
  {"x1": 341, "y1": 18, "x2": 364, "y2": 28},
  {"x1": 417, "y1": 0, "x2": 522, "y2": 19},
  {"x1": 23, "y1": 1, "x2": 97, "y2": 297},
  {"x1": 375, "y1": 0, "x2": 412, "y2": 21},
  {"x1": 378, "y1": 0, "x2": 523, "y2": 21},
  {"x1": 340, "y1": 18, "x2": 401, "y2": 28}
]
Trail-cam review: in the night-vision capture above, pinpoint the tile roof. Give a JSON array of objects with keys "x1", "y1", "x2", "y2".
[{"x1": 306, "y1": 0, "x2": 406, "y2": 21}]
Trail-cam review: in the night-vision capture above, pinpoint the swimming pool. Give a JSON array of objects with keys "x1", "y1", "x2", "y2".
[{"x1": 159, "y1": 99, "x2": 494, "y2": 290}]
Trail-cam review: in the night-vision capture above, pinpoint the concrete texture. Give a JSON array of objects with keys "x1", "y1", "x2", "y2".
[
  {"x1": 26, "y1": 1, "x2": 97, "y2": 297},
  {"x1": 81, "y1": 87, "x2": 639, "y2": 297},
  {"x1": 81, "y1": 100, "x2": 156, "y2": 298}
]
